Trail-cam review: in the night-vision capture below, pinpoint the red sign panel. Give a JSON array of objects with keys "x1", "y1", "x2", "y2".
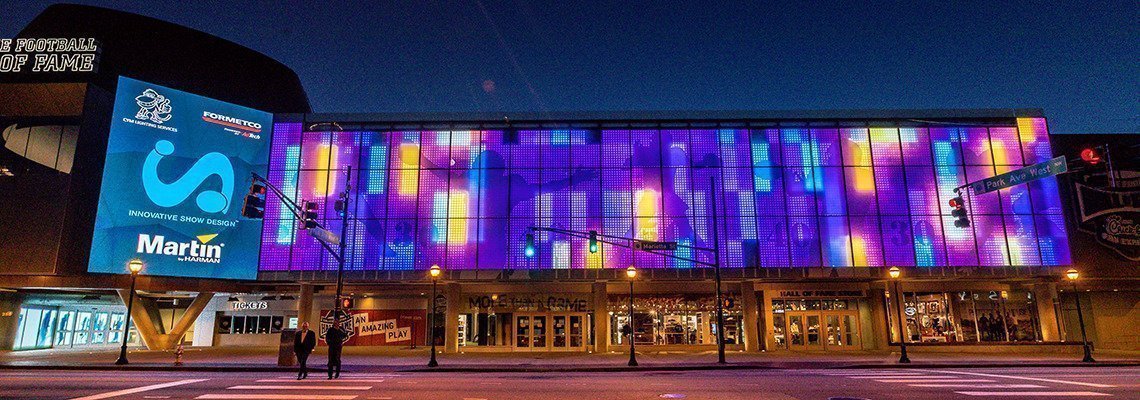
[{"x1": 318, "y1": 309, "x2": 426, "y2": 346}]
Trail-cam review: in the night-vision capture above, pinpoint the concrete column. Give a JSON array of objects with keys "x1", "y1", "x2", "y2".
[
  {"x1": 1033, "y1": 283, "x2": 1061, "y2": 341},
  {"x1": 0, "y1": 292, "x2": 23, "y2": 351},
  {"x1": 866, "y1": 288, "x2": 888, "y2": 350},
  {"x1": 887, "y1": 281, "x2": 905, "y2": 343},
  {"x1": 298, "y1": 283, "x2": 314, "y2": 326},
  {"x1": 116, "y1": 291, "x2": 215, "y2": 350},
  {"x1": 592, "y1": 281, "x2": 609, "y2": 352},
  {"x1": 760, "y1": 290, "x2": 775, "y2": 351},
  {"x1": 740, "y1": 281, "x2": 761, "y2": 352},
  {"x1": 444, "y1": 282, "x2": 461, "y2": 353}
]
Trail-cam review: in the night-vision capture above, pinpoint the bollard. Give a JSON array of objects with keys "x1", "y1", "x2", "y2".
[{"x1": 174, "y1": 344, "x2": 184, "y2": 366}]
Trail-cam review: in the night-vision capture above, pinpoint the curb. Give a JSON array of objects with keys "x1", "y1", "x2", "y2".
[{"x1": 3, "y1": 361, "x2": 1136, "y2": 373}]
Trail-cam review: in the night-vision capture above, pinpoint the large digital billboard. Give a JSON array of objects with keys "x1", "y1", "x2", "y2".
[
  {"x1": 88, "y1": 76, "x2": 272, "y2": 279},
  {"x1": 260, "y1": 118, "x2": 1069, "y2": 272}
]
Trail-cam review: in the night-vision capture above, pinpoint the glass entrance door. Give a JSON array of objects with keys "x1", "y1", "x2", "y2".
[
  {"x1": 515, "y1": 315, "x2": 531, "y2": 348},
  {"x1": 784, "y1": 311, "x2": 859, "y2": 350},
  {"x1": 515, "y1": 313, "x2": 586, "y2": 351},
  {"x1": 824, "y1": 313, "x2": 861, "y2": 349}
]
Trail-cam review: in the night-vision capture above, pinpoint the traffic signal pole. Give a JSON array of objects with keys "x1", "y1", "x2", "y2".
[
  {"x1": 333, "y1": 167, "x2": 351, "y2": 315},
  {"x1": 249, "y1": 169, "x2": 352, "y2": 321}
]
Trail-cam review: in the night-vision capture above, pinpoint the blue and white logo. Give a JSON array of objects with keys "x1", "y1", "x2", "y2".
[{"x1": 142, "y1": 140, "x2": 235, "y2": 214}]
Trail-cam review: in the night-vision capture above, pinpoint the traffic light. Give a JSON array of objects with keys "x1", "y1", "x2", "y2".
[
  {"x1": 1080, "y1": 147, "x2": 1102, "y2": 165},
  {"x1": 723, "y1": 298, "x2": 735, "y2": 309},
  {"x1": 241, "y1": 183, "x2": 266, "y2": 218},
  {"x1": 524, "y1": 233, "x2": 536, "y2": 258},
  {"x1": 588, "y1": 230, "x2": 599, "y2": 253},
  {"x1": 338, "y1": 297, "x2": 354, "y2": 310},
  {"x1": 334, "y1": 197, "x2": 348, "y2": 218},
  {"x1": 949, "y1": 196, "x2": 970, "y2": 228},
  {"x1": 301, "y1": 201, "x2": 319, "y2": 230}
]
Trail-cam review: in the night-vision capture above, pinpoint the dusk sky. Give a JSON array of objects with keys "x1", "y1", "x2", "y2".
[{"x1": 4, "y1": 1, "x2": 1136, "y2": 133}]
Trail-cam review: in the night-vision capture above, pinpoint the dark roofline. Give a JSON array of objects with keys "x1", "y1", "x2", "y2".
[{"x1": 282, "y1": 108, "x2": 1044, "y2": 127}]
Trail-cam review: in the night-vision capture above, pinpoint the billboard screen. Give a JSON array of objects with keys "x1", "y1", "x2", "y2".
[
  {"x1": 260, "y1": 119, "x2": 1069, "y2": 272},
  {"x1": 88, "y1": 76, "x2": 272, "y2": 279}
]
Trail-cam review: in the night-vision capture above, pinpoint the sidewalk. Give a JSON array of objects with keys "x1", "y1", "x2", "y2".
[{"x1": 2, "y1": 346, "x2": 1137, "y2": 373}]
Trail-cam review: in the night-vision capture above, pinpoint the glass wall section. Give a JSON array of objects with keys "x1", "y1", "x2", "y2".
[{"x1": 261, "y1": 119, "x2": 1069, "y2": 270}]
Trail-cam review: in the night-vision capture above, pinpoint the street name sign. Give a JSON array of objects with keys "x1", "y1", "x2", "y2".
[
  {"x1": 633, "y1": 241, "x2": 678, "y2": 251},
  {"x1": 969, "y1": 156, "x2": 1067, "y2": 195},
  {"x1": 308, "y1": 227, "x2": 341, "y2": 246}
]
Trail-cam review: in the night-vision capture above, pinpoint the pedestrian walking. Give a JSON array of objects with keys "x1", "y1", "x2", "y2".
[
  {"x1": 325, "y1": 320, "x2": 348, "y2": 379},
  {"x1": 293, "y1": 322, "x2": 317, "y2": 380}
]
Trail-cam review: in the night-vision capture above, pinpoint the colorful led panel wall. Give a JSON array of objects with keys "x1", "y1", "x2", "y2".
[{"x1": 259, "y1": 118, "x2": 1070, "y2": 271}]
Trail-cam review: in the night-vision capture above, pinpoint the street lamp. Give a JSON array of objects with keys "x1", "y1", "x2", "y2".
[
  {"x1": 626, "y1": 266, "x2": 638, "y2": 367},
  {"x1": 1065, "y1": 268, "x2": 1095, "y2": 362},
  {"x1": 115, "y1": 259, "x2": 143, "y2": 365},
  {"x1": 887, "y1": 266, "x2": 910, "y2": 363},
  {"x1": 428, "y1": 264, "x2": 441, "y2": 367}
]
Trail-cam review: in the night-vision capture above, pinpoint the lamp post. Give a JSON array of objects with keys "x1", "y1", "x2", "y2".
[
  {"x1": 626, "y1": 266, "x2": 638, "y2": 367},
  {"x1": 1000, "y1": 290, "x2": 1010, "y2": 341},
  {"x1": 115, "y1": 259, "x2": 143, "y2": 365},
  {"x1": 888, "y1": 266, "x2": 910, "y2": 363},
  {"x1": 1065, "y1": 269, "x2": 1095, "y2": 362},
  {"x1": 428, "y1": 264, "x2": 441, "y2": 367}
]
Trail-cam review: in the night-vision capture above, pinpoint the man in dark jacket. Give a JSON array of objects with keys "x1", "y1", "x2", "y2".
[
  {"x1": 325, "y1": 320, "x2": 348, "y2": 379},
  {"x1": 293, "y1": 322, "x2": 317, "y2": 380}
]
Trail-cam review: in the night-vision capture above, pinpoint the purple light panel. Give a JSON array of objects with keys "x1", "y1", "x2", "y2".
[{"x1": 260, "y1": 118, "x2": 1070, "y2": 271}]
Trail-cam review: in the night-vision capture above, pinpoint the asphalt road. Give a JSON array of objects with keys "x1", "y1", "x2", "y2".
[{"x1": 0, "y1": 367, "x2": 1136, "y2": 400}]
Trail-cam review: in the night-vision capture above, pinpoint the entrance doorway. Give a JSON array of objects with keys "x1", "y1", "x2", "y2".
[
  {"x1": 772, "y1": 299, "x2": 862, "y2": 351},
  {"x1": 782, "y1": 311, "x2": 860, "y2": 350},
  {"x1": 514, "y1": 312, "x2": 587, "y2": 351}
]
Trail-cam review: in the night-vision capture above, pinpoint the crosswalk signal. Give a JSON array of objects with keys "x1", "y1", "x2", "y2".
[
  {"x1": 1080, "y1": 147, "x2": 1103, "y2": 165},
  {"x1": 241, "y1": 183, "x2": 266, "y2": 219},
  {"x1": 524, "y1": 233, "x2": 536, "y2": 258},
  {"x1": 949, "y1": 196, "x2": 970, "y2": 228},
  {"x1": 338, "y1": 297, "x2": 354, "y2": 310},
  {"x1": 301, "y1": 201, "x2": 319, "y2": 230},
  {"x1": 588, "y1": 230, "x2": 599, "y2": 253}
]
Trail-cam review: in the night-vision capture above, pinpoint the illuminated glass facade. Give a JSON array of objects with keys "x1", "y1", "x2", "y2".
[{"x1": 259, "y1": 117, "x2": 1069, "y2": 271}]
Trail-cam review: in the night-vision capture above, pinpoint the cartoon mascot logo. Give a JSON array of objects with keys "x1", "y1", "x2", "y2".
[{"x1": 135, "y1": 89, "x2": 173, "y2": 124}]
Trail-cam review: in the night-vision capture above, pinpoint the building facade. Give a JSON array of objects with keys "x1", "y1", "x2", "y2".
[{"x1": 246, "y1": 111, "x2": 1075, "y2": 353}]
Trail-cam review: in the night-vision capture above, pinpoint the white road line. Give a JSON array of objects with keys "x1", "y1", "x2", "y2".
[
  {"x1": 367, "y1": 397, "x2": 393, "y2": 400},
  {"x1": 921, "y1": 369, "x2": 1119, "y2": 388},
  {"x1": 227, "y1": 385, "x2": 372, "y2": 390},
  {"x1": 197, "y1": 395, "x2": 358, "y2": 400},
  {"x1": 818, "y1": 371, "x2": 923, "y2": 375},
  {"x1": 876, "y1": 379, "x2": 996, "y2": 383},
  {"x1": 908, "y1": 384, "x2": 1047, "y2": 388},
  {"x1": 847, "y1": 375, "x2": 958, "y2": 379},
  {"x1": 256, "y1": 379, "x2": 386, "y2": 383},
  {"x1": 70, "y1": 379, "x2": 209, "y2": 400},
  {"x1": 955, "y1": 391, "x2": 1111, "y2": 397}
]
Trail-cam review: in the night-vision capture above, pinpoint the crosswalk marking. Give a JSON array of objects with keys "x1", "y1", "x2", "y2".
[
  {"x1": 70, "y1": 379, "x2": 209, "y2": 400},
  {"x1": 954, "y1": 391, "x2": 1111, "y2": 397},
  {"x1": 921, "y1": 369, "x2": 1118, "y2": 388},
  {"x1": 227, "y1": 385, "x2": 372, "y2": 390},
  {"x1": 196, "y1": 395, "x2": 358, "y2": 400},
  {"x1": 257, "y1": 379, "x2": 386, "y2": 383},
  {"x1": 876, "y1": 379, "x2": 995, "y2": 383},
  {"x1": 908, "y1": 384, "x2": 1047, "y2": 389}
]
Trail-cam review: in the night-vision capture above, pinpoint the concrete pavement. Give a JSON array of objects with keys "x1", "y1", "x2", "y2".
[{"x1": 2, "y1": 346, "x2": 1138, "y2": 373}]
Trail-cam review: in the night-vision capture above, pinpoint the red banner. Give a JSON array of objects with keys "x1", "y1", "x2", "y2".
[{"x1": 318, "y1": 309, "x2": 426, "y2": 346}]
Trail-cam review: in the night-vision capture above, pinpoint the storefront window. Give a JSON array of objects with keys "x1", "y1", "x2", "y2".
[
  {"x1": 608, "y1": 295, "x2": 742, "y2": 346},
  {"x1": 885, "y1": 290, "x2": 1041, "y2": 343},
  {"x1": 14, "y1": 307, "x2": 58, "y2": 350}
]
